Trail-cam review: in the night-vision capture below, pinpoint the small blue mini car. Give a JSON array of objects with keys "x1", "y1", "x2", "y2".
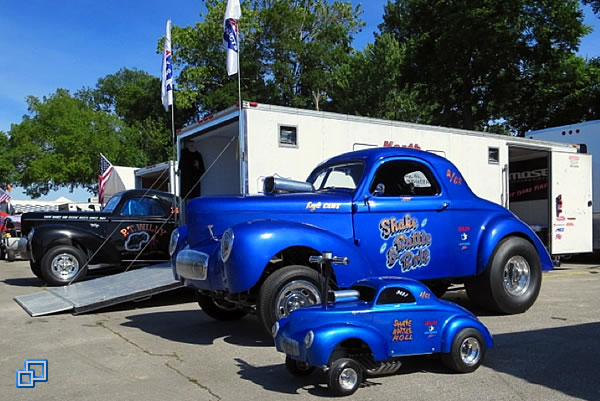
[{"x1": 273, "y1": 276, "x2": 493, "y2": 396}]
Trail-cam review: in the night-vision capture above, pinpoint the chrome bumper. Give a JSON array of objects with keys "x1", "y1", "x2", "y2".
[{"x1": 175, "y1": 249, "x2": 209, "y2": 280}]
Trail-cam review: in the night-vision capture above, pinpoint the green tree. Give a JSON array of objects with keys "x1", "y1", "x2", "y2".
[
  {"x1": 79, "y1": 68, "x2": 195, "y2": 163},
  {"x1": 331, "y1": 33, "x2": 434, "y2": 122},
  {"x1": 8, "y1": 89, "x2": 144, "y2": 197},
  {"x1": 0, "y1": 131, "x2": 18, "y2": 188},
  {"x1": 583, "y1": 0, "x2": 600, "y2": 15},
  {"x1": 380, "y1": 0, "x2": 591, "y2": 134},
  {"x1": 171, "y1": 0, "x2": 363, "y2": 116}
]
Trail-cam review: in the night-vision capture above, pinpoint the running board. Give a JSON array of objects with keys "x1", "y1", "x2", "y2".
[{"x1": 14, "y1": 263, "x2": 182, "y2": 317}]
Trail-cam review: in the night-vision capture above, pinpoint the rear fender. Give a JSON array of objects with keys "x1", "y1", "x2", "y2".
[
  {"x1": 477, "y1": 216, "x2": 552, "y2": 274},
  {"x1": 221, "y1": 220, "x2": 371, "y2": 293},
  {"x1": 31, "y1": 225, "x2": 119, "y2": 264},
  {"x1": 441, "y1": 316, "x2": 494, "y2": 353},
  {"x1": 307, "y1": 324, "x2": 389, "y2": 366}
]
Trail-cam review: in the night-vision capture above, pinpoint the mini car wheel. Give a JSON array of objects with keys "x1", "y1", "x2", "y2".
[
  {"x1": 6, "y1": 248, "x2": 16, "y2": 261},
  {"x1": 197, "y1": 293, "x2": 247, "y2": 320},
  {"x1": 442, "y1": 328, "x2": 486, "y2": 373},
  {"x1": 258, "y1": 265, "x2": 323, "y2": 335},
  {"x1": 30, "y1": 261, "x2": 42, "y2": 279},
  {"x1": 285, "y1": 356, "x2": 315, "y2": 376},
  {"x1": 40, "y1": 245, "x2": 88, "y2": 286},
  {"x1": 327, "y1": 358, "x2": 363, "y2": 397},
  {"x1": 466, "y1": 237, "x2": 541, "y2": 314}
]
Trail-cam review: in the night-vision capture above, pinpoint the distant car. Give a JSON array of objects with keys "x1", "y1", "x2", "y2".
[
  {"x1": 273, "y1": 277, "x2": 493, "y2": 396},
  {"x1": 0, "y1": 214, "x2": 22, "y2": 261},
  {"x1": 20, "y1": 189, "x2": 178, "y2": 286}
]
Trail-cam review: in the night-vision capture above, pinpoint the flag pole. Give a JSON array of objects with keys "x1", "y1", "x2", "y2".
[{"x1": 236, "y1": 23, "x2": 245, "y2": 196}]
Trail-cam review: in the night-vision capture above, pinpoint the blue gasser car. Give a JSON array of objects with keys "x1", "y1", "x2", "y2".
[
  {"x1": 273, "y1": 275, "x2": 494, "y2": 396},
  {"x1": 170, "y1": 148, "x2": 553, "y2": 333}
]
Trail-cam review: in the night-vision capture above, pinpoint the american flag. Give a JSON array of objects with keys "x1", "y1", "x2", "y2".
[
  {"x1": 0, "y1": 188, "x2": 10, "y2": 204},
  {"x1": 98, "y1": 153, "x2": 114, "y2": 205}
]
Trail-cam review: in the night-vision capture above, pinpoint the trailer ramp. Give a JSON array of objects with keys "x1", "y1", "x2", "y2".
[{"x1": 14, "y1": 263, "x2": 182, "y2": 317}]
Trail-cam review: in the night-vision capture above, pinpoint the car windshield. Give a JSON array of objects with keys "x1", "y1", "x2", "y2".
[
  {"x1": 307, "y1": 162, "x2": 365, "y2": 192},
  {"x1": 102, "y1": 194, "x2": 122, "y2": 213}
]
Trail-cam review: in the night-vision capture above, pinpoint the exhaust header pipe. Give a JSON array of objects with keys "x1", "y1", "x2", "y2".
[{"x1": 263, "y1": 176, "x2": 314, "y2": 194}]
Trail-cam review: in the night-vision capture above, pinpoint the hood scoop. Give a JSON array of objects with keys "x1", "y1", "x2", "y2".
[{"x1": 263, "y1": 176, "x2": 314, "y2": 194}]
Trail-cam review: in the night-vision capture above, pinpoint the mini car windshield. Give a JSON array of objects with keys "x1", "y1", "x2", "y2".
[
  {"x1": 102, "y1": 194, "x2": 122, "y2": 213},
  {"x1": 308, "y1": 162, "x2": 365, "y2": 192}
]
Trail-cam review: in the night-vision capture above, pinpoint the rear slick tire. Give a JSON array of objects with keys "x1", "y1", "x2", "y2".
[{"x1": 466, "y1": 236, "x2": 541, "y2": 314}]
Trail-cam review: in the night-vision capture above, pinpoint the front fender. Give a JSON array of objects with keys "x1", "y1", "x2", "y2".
[
  {"x1": 221, "y1": 220, "x2": 371, "y2": 293},
  {"x1": 440, "y1": 316, "x2": 494, "y2": 353},
  {"x1": 306, "y1": 324, "x2": 389, "y2": 366},
  {"x1": 31, "y1": 225, "x2": 119, "y2": 264},
  {"x1": 477, "y1": 215, "x2": 553, "y2": 274}
]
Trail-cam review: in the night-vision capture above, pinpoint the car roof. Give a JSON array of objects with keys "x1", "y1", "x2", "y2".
[{"x1": 323, "y1": 147, "x2": 450, "y2": 167}]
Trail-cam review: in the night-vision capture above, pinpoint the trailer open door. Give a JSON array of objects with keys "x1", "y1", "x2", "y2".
[{"x1": 550, "y1": 152, "x2": 593, "y2": 254}]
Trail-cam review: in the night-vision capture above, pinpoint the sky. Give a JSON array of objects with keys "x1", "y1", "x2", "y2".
[{"x1": 2, "y1": 0, "x2": 599, "y2": 201}]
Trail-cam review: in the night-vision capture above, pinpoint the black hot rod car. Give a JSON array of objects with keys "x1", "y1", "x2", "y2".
[{"x1": 20, "y1": 189, "x2": 178, "y2": 286}]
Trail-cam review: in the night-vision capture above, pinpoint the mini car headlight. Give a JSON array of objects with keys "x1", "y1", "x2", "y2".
[
  {"x1": 220, "y1": 228, "x2": 234, "y2": 263},
  {"x1": 169, "y1": 228, "x2": 180, "y2": 256},
  {"x1": 304, "y1": 330, "x2": 314, "y2": 349},
  {"x1": 271, "y1": 321, "x2": 280, "y2": 338}
]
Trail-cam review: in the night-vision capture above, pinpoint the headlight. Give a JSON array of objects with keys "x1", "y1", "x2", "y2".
[
  {"x1": 271, "y1": 321, "x2": 280, "y2": 338},
  {"x1": 27, "y1": 228, "x2": 35, "y2": 241},
  {"x1": 169, "y1": 228, "x2": 180, "y2": 256},
  {"x1": 220, "y1": 228, "x2": 234, "y2": 262},
  {"x1": 304, "y1": 330, "x2": 314, "y2": 349}
]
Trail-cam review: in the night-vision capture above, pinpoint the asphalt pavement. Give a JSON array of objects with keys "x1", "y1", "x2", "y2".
[{"x1": 1, "y1": 259, "x2": 599, "y2": 401}]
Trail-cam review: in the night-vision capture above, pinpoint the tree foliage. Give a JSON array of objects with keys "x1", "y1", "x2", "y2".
[
  {"x1": 171, "y1": 0, "x2": 363, "y2": 115},
  {"x1": 379, "y1": 0, "x2": 592, "y2": 134}
]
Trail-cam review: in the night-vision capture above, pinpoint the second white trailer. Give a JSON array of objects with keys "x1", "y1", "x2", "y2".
[{"x1": 177, "y1": 102, "x2": 592, "y2": 257}]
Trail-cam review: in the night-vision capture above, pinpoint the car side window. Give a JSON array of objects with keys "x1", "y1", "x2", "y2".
[
  {"x1": 370, "y1": 160, "x2": 440, "y2": 197},
  {"x1": 376, "y1": 287, "x2": 416, "y2": 305},
  {"x1": 119, "y1": 197, "x2": 167, "y2": 217}
]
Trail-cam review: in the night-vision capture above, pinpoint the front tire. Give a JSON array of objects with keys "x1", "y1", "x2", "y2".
[
  {"x1": 466, "y1": 237, "x2": 541, "y2": 314},
  {"x1": 40, "y1": 245, "x2": 88, "y2": 286},
  {"x1": 441, "y1": 328, "x2": 486, "y2": 373},
  {"x1": 196, "y1": 293, "x2": 247, "y2": 320},
  {"x1": 327, "y1": 358, "x2": 363, "y2": 396},
  {"x1": 257, "y1": 265, "x2": 323, "y2": 335},
  {"x1": 30, "y1": 261, "x2": 42, "y2": 278}
]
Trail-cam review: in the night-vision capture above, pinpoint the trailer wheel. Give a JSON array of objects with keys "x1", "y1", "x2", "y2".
[
  {"x1": 441, "y1": 328, "x2": 486, "y2": 373},
  {"x1": 196, "y1": 293, "x2": 247, "y2": 320},
  {"x1": 327, "y1": 358, "x2": 363, "y2": 396},
  {"x1": 257, "y1": 265, "x2": 323, "y2": 335},
  {"x1": 466, "y1": 237, "x2": 541, "y2": 314},
  {"x1": 40, "y1": 245, "x2": 88, "y2": 286},
  {"x1": 30, "y1": 261, "x2": 43, "y2": 279}
]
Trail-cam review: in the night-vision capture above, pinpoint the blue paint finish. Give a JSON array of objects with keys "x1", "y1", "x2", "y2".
[
  {"x1": 173, "y1": 147, "x2": 551, "y2": 306},
  {"x1": 274, "y1": 278, "x2": 493, "y2": 367}
]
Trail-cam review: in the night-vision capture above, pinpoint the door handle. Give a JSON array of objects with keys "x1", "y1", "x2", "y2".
[{"x1": 439, "y1": 202, "x2": 450, "y2": 211}]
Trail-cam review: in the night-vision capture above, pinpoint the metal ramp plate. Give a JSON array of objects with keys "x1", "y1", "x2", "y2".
[{"x1": 14, "y1": 263, "x2": 183, "y2": 317}]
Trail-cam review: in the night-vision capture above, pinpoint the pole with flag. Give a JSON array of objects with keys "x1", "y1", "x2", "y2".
[
  {"x1": 223, "y1": 0, "x2": 245, "y2": 194},
  {"x1": 161, "y1": 19, "x2": 176, "y2": 147},
  {"x1": 98, "y1": 153, "x2": 114, "y2": 205}
]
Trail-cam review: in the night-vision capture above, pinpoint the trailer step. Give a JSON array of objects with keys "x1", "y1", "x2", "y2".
[{"x1": 13, "y1": 263, "x2": 182, "y2": 317}]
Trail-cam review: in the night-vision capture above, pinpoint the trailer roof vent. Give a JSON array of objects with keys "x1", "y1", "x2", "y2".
[{"x1": 279, "y1": 125, "x2": 298, "y2": 148}]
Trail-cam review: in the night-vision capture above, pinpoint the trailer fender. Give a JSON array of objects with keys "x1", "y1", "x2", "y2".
[
  {"x1": 476, "y1": 216, "x2": 553, "y2": 275},
  {"x1": 220, "y1": 220, "x2": 371, "y2": 293}
]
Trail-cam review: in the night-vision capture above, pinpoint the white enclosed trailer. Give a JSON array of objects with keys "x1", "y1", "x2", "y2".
[
  {"x1": 134, "y1": 161, "x2": 179, "y2": 196},
  {"x1": 529, "y1": 120, "x2": 599, "y2": 251},
  {"x1": 177, "y1": 102, "x2": 592, "y2": 257}
]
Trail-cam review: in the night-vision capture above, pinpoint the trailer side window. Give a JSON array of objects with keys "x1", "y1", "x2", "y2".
[
  {"x1": 370, "y1": 160, "x2": 439, "y2": 197},
  {"x1": 488, "y1": 147, "x2": 499, "y2": 164},
  {"x1": 279, "y1": 125, "x2": 298, "y2": 148}
]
